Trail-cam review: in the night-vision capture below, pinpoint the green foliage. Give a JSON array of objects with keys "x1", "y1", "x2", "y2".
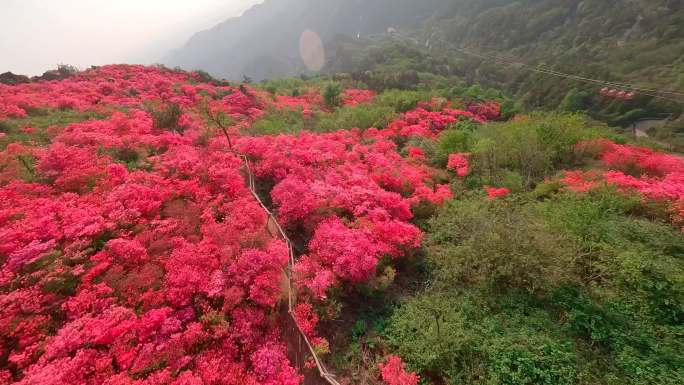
[
  {"x1": 468, "y1": 113, "x2": 603, "y2": 188},
  {"x1": 258, "y1": 77, "x2": 312, "y2": 96},
  {"x1": 0, "y1": 109, "x2": 106, "y2": 150},
  {"x1": 559, "y1": 88, "x2": 591, "y2": 112},
  {"x1": 248, "y1": 108, "x2": 309, "y2": 136},
  {"x1": 317, "y1": 104, "x2": 396, "y2": 132},
  {"x1": 16, "y1": 153, "x2": 37, "y2": 182},
  {"x1": 386, "y1": 292, "x2": 581, "y2": 385},
  {"x1": 323, "y1": 82, "x2": 343, "y2": 108},
  {"x1": 436, "y1": 127, "x2": 474, "y2": 165},
  {"x1": 42, "y1": 271, "x2": 79, "y2": 296},
  {"x1": 405, "y1": 136, "x2": 439, "y2": 166},
  {"x1": 151, "y1": 103, "x2": 183, "y2": 133},
  {"x1": 375, "y1": 89, "x2": 434, "y2": 113},
  {"x1": 426, "y1": 198, "x2": 576, "y2": 293},
  {"x1": 612, "y1": 108, "x2": 649, "y2": 127},
  {"x1": 384, "y1": 187, "x2": 684, "y2": 384}
]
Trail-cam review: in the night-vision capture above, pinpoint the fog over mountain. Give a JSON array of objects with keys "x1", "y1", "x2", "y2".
[
  {"x1": 162, "y1": 0, "x2": 450, "y2": 81},
  {"x1": 0, "y1": 0, "x2": 262, "y2": 76}
]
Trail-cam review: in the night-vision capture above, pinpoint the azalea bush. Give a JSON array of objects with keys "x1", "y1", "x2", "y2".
[
  {"x1": 563, "y1": 138, "x2": 684, "y2": 228},
  {"x1": 236, "y1": 128, "x2": 455, "y2": 300}
]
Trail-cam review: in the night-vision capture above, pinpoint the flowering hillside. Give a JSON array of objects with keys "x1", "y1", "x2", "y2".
[
  {"x1": 563, "y1": 139, "x2": 684, "y2": 228},
  {"x1": 2, "y1": 65, "x2": 682, "y2": 385},
  {"x1": 0, "y1": 65, "x2": 502, "y2": 385}
]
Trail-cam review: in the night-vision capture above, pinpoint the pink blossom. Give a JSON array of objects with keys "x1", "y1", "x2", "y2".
[
  {"x1": 486, "y1": 187, "x2": 510, "y2": 200},
  {"x1": 379, "y1": 355, "x2": 419, "y2": 385},
  {"x1": 447, "y1": 153, "x2": 470, "y2": 177}
]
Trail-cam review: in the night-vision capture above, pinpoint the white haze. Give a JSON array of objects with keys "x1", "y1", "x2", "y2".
[{"x1": 0, "y1": 0, "x2": 263, "y2": 76}]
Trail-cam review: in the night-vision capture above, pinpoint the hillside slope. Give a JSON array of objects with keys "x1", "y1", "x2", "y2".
[
  {"x1": 2, "y1": 64, "x2": 684, "y2": 385},
  {"x1": 165, "y1": 0, "x2": 683, "y2": 88},
  {"x1": 162, "y1": 0, "x2": 448, "y2": 81},
  {"x1": 424, "y1": 0, "x2": 684, "y2": 103}
]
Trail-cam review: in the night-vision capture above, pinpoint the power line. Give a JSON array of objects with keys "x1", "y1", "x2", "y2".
[
  {"x1": 396, "y1": 31, "x2": 684, "y2": 105},
  {"x1": 457, "y1": 46, "x2": 684, "y2": 97},
  {"x1": 445, "y1": 43, "x2": 684, "y2": 104}
]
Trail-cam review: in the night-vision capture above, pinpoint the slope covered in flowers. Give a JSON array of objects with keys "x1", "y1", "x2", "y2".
[
  {"x1": 0, "y1": 65, "x2": 500, "y2": 385},
  {"x1": 562, "y1": 139, "x2": 684, "y2": 228},
  {"x1": 0, "y1": 65, "x2": 306, "y2": 385}
]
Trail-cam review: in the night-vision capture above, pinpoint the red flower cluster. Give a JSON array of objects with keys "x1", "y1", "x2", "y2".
[
  {"x1": 342, "y1": 89, "x2": 375, "y2": 106},
  {"x1": 272, "y1": 92, "x2": 322, "y2": 117},
  {"x1": 564, "y1": 140, "x2": 684, "y2": 228},
  {"x1": 379, "y1": 356, "x2": 419, "y2": 385},
  {"x1": 486, "y1": 187, "x2": 510, "y2": 200},
  {"x1": 467, "y1": 101, "x2": 501, "y2": 121},
  {"x1": 0, "y1": 66, "x2": 303, "y2": 385},
  {"x1": 376, "y1": 107, "x2": 484, "y2": 140},
  {"x1": 447, "y1": 153, "x2": 470, "y2": 177},
  {"x1": 0, "y1": 64, "x2": 501, "y2": 384},
  {"x1": 237, "y1": 128, "x2": 452, "y2": 298}
]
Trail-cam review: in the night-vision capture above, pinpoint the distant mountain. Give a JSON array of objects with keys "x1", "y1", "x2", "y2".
[
  {"x1": 422, "y1": 0, "x2": 684, "y2": 94},
  {"x1": 162, "y1": 0, "x2": 449, "y2": 81},
  {"x1": 164, "y1": 0, "x2": 684, "y2": 110}
]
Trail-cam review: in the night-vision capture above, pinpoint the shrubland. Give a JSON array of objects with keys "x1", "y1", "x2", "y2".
[{"x1": 0, "y1": 64, "x2": 682, "y2": 385}]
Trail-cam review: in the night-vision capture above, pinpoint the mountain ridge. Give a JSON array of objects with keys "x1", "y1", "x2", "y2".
[{"x1": 162, "y1": 0, "x2": 449, "y2": 81}]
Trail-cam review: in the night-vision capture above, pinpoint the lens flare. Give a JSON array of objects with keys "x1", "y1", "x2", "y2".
[{"x1": 299, "y1": 29, "x2": 325, "y2": 71}]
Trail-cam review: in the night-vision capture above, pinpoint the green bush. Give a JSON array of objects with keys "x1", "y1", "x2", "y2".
[
  {"x1": 0, "y1": 109, "x2": 105, "y2": 150},
  {"x1": 151, "y1": 103, "x2": 183, "y2": 133},
  {"x1": 386, "y1": 292, "x2": 581, "y2": 385},
  {"x1": 426, "y1": 198, "x2": 576, "y2": 293},
  {"x1": 559, "y1": 88, "x2": 591, "y2": 112},
  {"x1": 469, "y1": 113, "x2": 603, "y2": 188},
  {"x1": 384, "y1": 187, "x2": 684, "y2": 384},
  {"x1": 436, "y1": 127, "x2": 475, "y2": 165},
  {"x1": 323, "y1": 82, "x2": 343, "y2": 108},
  {"x1": 375, "y1": 89, "x2": 433, "y2": 113}
]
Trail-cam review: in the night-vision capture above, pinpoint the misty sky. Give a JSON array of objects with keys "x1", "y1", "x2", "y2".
[{"x1": 0, "y1": 0, "x2": 263, "y2": 76}]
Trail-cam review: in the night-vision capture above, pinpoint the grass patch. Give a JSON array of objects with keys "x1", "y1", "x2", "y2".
[{"x1": 0, "y1": 109, "x2": 108, "y2": 150}]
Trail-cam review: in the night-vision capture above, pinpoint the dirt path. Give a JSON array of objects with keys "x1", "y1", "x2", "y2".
[
  {"x1": 634, "y1": 118, "x2": 668, "y2": 138},
  {"x1": 632, "y1": 118, "x2": 677, "y2": 151}
]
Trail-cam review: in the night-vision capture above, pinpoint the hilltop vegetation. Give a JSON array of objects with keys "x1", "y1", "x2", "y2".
[
  {"x1": 1, "y1": 64, "x2": 682, "y2": 385},
  {"x1": 164, "y1": 0, "x2": 684, "y2": 146}
]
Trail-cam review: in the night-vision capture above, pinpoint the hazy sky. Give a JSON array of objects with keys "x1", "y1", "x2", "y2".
[{"x1": 0, "y1": 0, "x2": 263, "y2": 76}]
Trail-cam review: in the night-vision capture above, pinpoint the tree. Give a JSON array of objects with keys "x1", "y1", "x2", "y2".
[{"x1": 323, "y1": 82, "x2": 343, "y2": 108}]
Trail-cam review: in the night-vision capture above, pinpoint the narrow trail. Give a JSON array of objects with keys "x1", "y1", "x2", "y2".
[
  {"x1": 631, "y1": 117, "x2": 682, "y2": 155},
  {"x1": 634, "y1": 118, "x2": 668, "y2": 139},
  {"x1": 233, "y1": 150, "x2": 340, "y2": 385}
]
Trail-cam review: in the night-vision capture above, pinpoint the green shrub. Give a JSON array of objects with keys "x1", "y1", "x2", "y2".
[
  {"x1": 0, "y1": 120, "x2": 11, "y2": 134},
  {"x1": 375, "y1": 89, "x2": 433, "y2": 113},
  {"x1": 42, "y1": 271, "x2": 79, "y2": 296},
  {"x1": 405, "y1": 136, "x2": 439, "y2": 165},
  {"x1": 426, "y1": 199, "x2": 576, "y2": 293},
  {"x1": 385, "y1": 187, "x2": 684, "y2": 384},
  {"x1": 386, "y1": 293, "x2": 581, "y2": 385},
  {"x1": 436, "y1": 128, "x2": 475, "y2": 165},
  {"x1": 151, "y1": 103, "x2": 183, "y2": 133},
  {"x1": 470, "y1": 113, "x2": 603, "y2": 188},
  {"x1": 559, "y1": 88, "x2": 591, "y2": 112},
  {"x1": 323, "y1": 82, "x2": 343, "y2": 108}
]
